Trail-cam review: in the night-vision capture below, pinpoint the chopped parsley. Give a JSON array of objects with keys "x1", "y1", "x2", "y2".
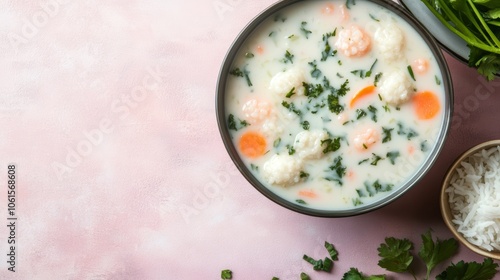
[
  {"x1": 273, "y1": 138, "x2": 281, "y2": 148},
  {"x1": 303, "y1": 82, "x2": 324, "y2": 98},
  {"x1": 407, "y1": 65, "x2": 416, "y2": 81},
  {"x1": 351, "y1": 59, "x2": 377, "y2": 78},
  {"x1": 328, "y1": 94, "x2": 343, "y2": 114},
  {"x1": 301, "y1": 120, "x2": 310, "y2": 130},
  {"x1": 321, "y1": 30, "x2": 337, "y2": 61},
  {"x1": 229, "y1": 66, "x2": 252, "y2": 87},
  {"x1": 374, "y1": 72, "x2": 383, "y2": 86},
  {"x1": 326, "y1": 156, "x2": 346, "y2": 185},
  {"x1": 296, "y1": 199, "x2": 307, "y2": 205},
  {"x1": 281, "y1": 101, "x2": 301, "y2": 116},
  {"x1": 386, "y1": 151, "x2": 400, "y2": 165},
  {"x1": 382, "y1": 127, "x2": 393, "y2": 143},
  {"x1": 358, "y1": 180, "x2": 393, "y2": 197},
  {"x1": 286, "y1": 144, "x2": 296, "y2": 155},
  {"x1": 369, "y1": 13, "x2": 380, "y2": 22},
  {"x1": 229, "y1": 68, "x2": 243, "y2": 77},
  {"x1": 309, "y1": 60, "x2": 322, "y2": 79},
  {"x1": 282, "y1": 50, "x2": 294, "y2": 64},
  {"x1": 300, "y1": 21, "x2": 312, "y2": 39},
  {"x1": 322, "y1": 137, "x2": 341, "y2": 154},
  {"x1": 300, "y1": 272, "x2": 311, "y2": 280},
  {"x1": 356, "y1": 109, "x2": 367, "y2": 120},
  {"x1": 435, "y1": 75, "x2": 441, "y2": 86},
  {"x1": 371, "y1": 153, "x2": 384, "y2": 166},
  {"x1": 300, "y1": 171, "x2": 310, "y2": 179},
  {"x1": 250, "y1": 163, "x2": 259, "y2": 171},
  {"x1": 368, "y1": 105, "x2": 378, "y2": 122},
  {"x1": 397, "y1": 122, "x2": 419, "y2": 140},
  {"x1": 285, "y1": 87, "x2": 296, "y2": 98},
  {"x1": 227, "y1": 114, "x2": 250, "y2": 131},
  {"x1": 420, "y1": 140, "x2": 429, "y2": 152}
]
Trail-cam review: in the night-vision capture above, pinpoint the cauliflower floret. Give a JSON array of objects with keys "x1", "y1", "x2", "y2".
[
  {"x1": 261, "y1": 116, "x2": 284, "y2": 139},
  {"x1": 374, "y1": 22, "x2": 405, "y2": 62},
  {"x1": 262, "y1": 154, "x2": 303, "y2": 186},
  {"x1": 335, "y1": 25, "x2": 371, "y2": 57},
  {"x1": 269, "y1": 68, "x2": 305, "y2": 96},
  {"x1": 293, "y1": 130, "x2": 329, "y2": 159},
  {"x1": 242, "y1": 99, "x2": 272, "y2": 124},
  {"x1": 378, "y1": 70, "x2": 414, "y2": 105}
]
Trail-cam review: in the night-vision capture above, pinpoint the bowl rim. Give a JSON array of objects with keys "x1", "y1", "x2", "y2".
[
  {"x1": 216, "y1": 0, "x2": 454, "y2": 217},
  {"x1": 441, "y1": 140, "x2": 500, "y2": 260}
]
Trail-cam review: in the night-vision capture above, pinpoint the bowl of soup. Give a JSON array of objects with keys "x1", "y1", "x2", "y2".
[{"x1": 216, "y1": 0, "x2": 453, "y2": 217}]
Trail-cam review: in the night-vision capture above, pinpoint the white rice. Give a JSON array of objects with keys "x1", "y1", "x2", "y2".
[{"x1": 447, "y1": 146, "x2": 500, "y2": 252}]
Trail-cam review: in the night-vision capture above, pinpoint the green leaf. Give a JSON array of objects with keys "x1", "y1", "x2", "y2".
[
  {"x1": 377, "y1": 237, "x2": 414, "y2": 273},
  {"x1": 300, "y1": 272, "x2": 311, "y2": 280},
  {"x1": 418, "y1": 230, "x2": 459, "y2": 279},
  {"x1": 221, "y1": 269, "x2": 232, "y2": 279},
  {"x1": 436, "y1": 258, "x2": 499, "y2": 280},
  {"x1": 342, "y1": 267, "x2": 386, "y2": 280}
]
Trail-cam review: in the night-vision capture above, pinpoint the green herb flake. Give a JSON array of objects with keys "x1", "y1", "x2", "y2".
[
  {"x1": 321, "y1": 30, "x2": 337, "y2": 61},
  {"x1": 229, "y1": 68, "x2": 243, "y2": 77},
  {"x1": 272, "y1": 277, "x2": 280, "y2": 280},
  {"x1": 328, "y1": 94, "x2": 343, "y2": 114},
  {"x1": 282, "y1": 50, "x2": 294, "y2": 64},
  {"x1": 352, "y1": 198, "x2": 364, "y2": 207},
  {"x1": 303, "y1": 82, "x2": 324, "y2": 98},
  {"x1": 322, "y1": 138, "x2": 341, "y2": 154},
  {"x1": 301, "y1": 120, "x2": 310, "y2": 130},
  {"x1": 300, "y1": 272, "x2": 311, "y2": 280},
  {"x1": 296, "y1": 199, "x2": 307, "y2": 205},
  {"x1": 300, "y1": 21, "x2": 312, "y2": 39},
  {"x1": 228, "y1": 114, "x2": 249, "y2": 131},
  {"x1": 368, "y1": 105, "x2": 378, "y2": 122},
  {"x1": 250, "y1": 163, "x2": 259, "y2": 171},
  {"x1": 407, "y1": 65, "x2": 416, "y2": 81},
  {"x1": 370, "y1": 13, "x2": 380, "y2": 22},
  {"x1": 285, "y1": 87, "x2": 296, "y2": 98},
  {"x1": 330, "y1": 156, "x2": 346, "y2": 178},
  {"x1": 420, "y1": 140, "x2": 429, "y2": 152},
  {"x1": 221, "y1": 269, "x2": 232, "y2": 279},
  {"x1": 371, "y1": 153, "x2": 383, "y2": 166},
  {"x1": 286, "y1": 144, "x2": 296, "y2": 155},
  {"x1": 435, "y1": 75, "x2": 441, "y2": 86},
  {"x1": 300, "y1": 171, "x2": 310, "y2": 179},
  {"x1": 374, "y1": 72, "x2": 383, "y2": 86},
  {"x1": 356, "y1": 109, "x2": 367, "y2": 120},
  {"x1": 383, "y1": 104, "x2": 390, "y2": 112},
  {"x1": 273, "y1": 138, "x2": 281, "y2": 148},
  {"x1": 309, "y1": 60, "x2": 322, "y2": 79},
  {"x1": 386, "y1": 151, "x2": 400, "y2": 165},
  {"x1": 382, "y1": 127, "x2": 393, "y2": 143},
  {"x1": 281, "y1": 101, "x2": 301, "y2": 116},
  {"x1": 245, "y1": 52, "x2": 254, "y2": 59},
  {"x1": 274, "y1": 13, "x2": 286, "y2": 22}
]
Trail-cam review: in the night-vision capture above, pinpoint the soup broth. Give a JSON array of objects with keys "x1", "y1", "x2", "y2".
[{"x1": 224, "y1": 0, "x2": 446, "y2": 211}]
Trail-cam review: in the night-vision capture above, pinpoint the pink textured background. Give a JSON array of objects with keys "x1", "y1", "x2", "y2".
[{"x1": 0, "y1": 0, "x2": 499, "y2": 279}]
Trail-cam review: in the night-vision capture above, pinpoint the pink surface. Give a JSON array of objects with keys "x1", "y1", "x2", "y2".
[{"x1": 0, "y1": 0, "x2": 499, "y2": 279}]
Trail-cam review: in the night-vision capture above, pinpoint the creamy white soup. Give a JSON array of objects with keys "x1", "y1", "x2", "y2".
[{"x1": 224, "y1": 0, "x2": 445, "y2": 210}]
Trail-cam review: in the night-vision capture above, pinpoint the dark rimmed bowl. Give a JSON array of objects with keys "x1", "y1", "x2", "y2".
[{"x1": 216, "y1": 0, "x2": 454, "y2": 217}]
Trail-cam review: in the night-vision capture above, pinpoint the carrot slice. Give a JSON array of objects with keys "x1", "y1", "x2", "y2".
[
  {"x1": 299, "y1": 189, "x2": 317, "y2": 199},
  {"x1": 413, "y1": 91, "x2": 440, "y2": 120},
  {"x1": 350, "y1": 85, "x2": 376, "y2": 108},
  {"x1": 239, "y1": 131, "x2": 267, "y2": 158}
]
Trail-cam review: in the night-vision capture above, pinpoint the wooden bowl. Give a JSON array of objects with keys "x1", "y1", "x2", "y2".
[{"x1": 441, "y1": 140, "x2": 500, "y2": 260}]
